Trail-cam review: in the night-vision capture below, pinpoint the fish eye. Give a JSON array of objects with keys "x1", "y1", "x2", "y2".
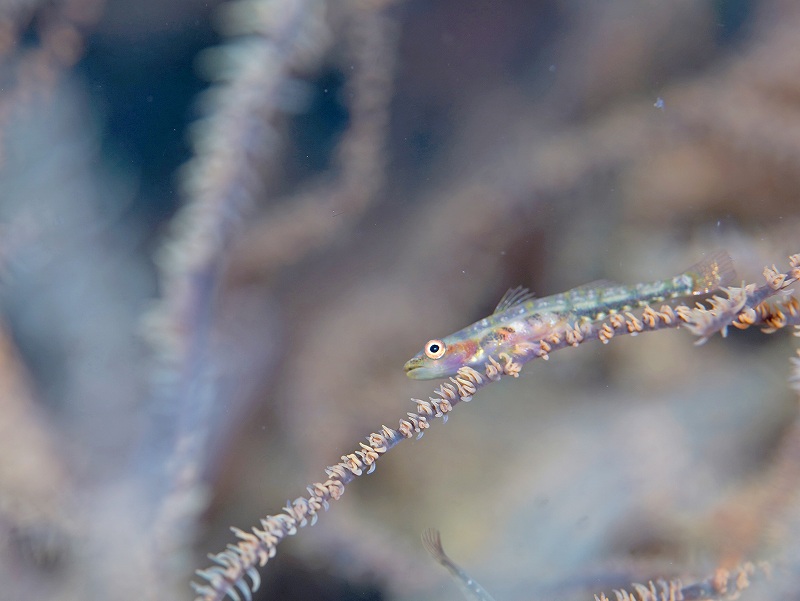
[{"x1": 424, "y1": 339, "x2": 446, "y2": 360}]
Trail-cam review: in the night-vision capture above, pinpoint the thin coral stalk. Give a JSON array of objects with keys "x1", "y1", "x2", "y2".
[
  {"x1": 144, "y1": 0, "x2": 333, "y2": 595},
  {"x1": 422, "y1": 529, "x2": 769, "y2": 601},
  {"x1": 193, "y1": 255, "x2": 799, "y2": 601},
  {"x1": 594, "y1": 561, "x2": 769, "y2": 601},
  {"x1": 678, "y1": 254, "x2": 800, "y2": 342},
  {"x1": 192, "y1": 362, "x2": 504, "y2": 601},
  {"x1": 228, "y1": 1, "x2": 398, "y2": 281}
]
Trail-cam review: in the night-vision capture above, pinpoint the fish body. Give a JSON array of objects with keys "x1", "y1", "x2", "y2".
[{"x1": 404, "y1": 251, "x2": 735, "y2": 380}]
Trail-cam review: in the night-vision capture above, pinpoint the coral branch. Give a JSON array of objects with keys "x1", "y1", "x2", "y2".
[
  {"x1": 228, "y1": 1, "x2": 398, "y2": 281},
  {"x1": 144, "y1": 0, "x2": 333, "y2": 593},
  {"x1": 595, "y1": 561, "x2": 769, "y2": 601},
  {"x1": 678, "y1": 255, "x2": 800, "y2": 342},
  {"x1": 193, "y1": 255, "x2": 800, "y2": 600},
  {"x1": 191, "y1": 363, "x2": 502, "y2": 601}
]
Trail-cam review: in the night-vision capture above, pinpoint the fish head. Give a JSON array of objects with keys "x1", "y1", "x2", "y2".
[{"x1": 404, "y1": 337, "x2": 479, "y2": 380}]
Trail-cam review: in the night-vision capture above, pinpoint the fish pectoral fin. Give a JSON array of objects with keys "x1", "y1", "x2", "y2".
[
  {"x1": 493, "y1": 285, "x2": 536, "y2": 314},
  {"x1": 683, "y1": 250, "x2": 737, "y2": 294}
]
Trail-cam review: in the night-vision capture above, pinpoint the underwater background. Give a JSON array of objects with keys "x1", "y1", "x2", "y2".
[{"x1": 0, "y1": 1, "x2": 799, "y2": 600}]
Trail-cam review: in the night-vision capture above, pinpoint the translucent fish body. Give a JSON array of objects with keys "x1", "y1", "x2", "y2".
[{"x1": 404, "y1": 251, "x2": 735, "y2": 380}]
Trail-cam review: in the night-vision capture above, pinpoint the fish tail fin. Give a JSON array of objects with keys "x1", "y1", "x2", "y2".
[
  {"x1": 683, "y1": 250, "x2": 737, "y2": 294},
  {"x1": 421, "y1": 529, "x2": 498, "y2": 601},
  {"x1": 421, "y1": 528, "x2": 449, "y2": 565}
]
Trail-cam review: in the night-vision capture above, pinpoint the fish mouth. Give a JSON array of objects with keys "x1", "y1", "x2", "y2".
[
  {"x1": 404, "y1": 358, "x2": 446, "y2": 380},
  {"x1": 403, "y1": 358, "x2": 427, "y2": 379},
  {"x1": 403, "y1": 359, "x2": 420, "y2": 375}
]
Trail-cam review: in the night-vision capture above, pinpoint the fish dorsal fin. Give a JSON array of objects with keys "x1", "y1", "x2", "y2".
[{"x1": 494, "y1": 285, "x2": 536, "y2": 314}]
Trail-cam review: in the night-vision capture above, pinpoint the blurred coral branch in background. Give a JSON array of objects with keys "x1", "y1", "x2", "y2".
[{"x1": 1, "y1": 0, "x2": 800, "y2": 600}]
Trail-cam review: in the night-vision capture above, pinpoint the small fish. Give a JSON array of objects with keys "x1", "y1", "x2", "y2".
[
  {"x1": 404, "y1": 251, "x2": 735, "y2": 380},
  {"x1": 421, "y1": 529, "x2": 497, "y2": 601}
]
